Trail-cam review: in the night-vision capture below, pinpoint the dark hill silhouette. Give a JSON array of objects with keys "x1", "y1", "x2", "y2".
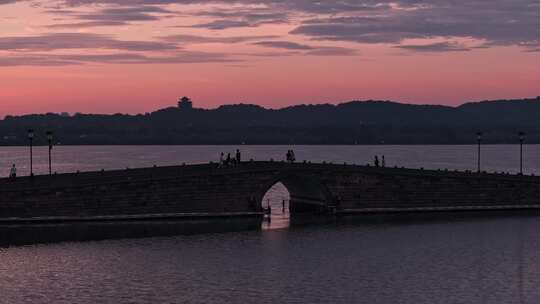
[{"x1": 1, "y1": 97, "x2": 540, "y2": 145}]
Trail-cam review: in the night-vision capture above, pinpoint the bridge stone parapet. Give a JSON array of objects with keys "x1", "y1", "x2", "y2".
[{"x1": 0, "y1": 162, "x2": 539, "y2": 222}]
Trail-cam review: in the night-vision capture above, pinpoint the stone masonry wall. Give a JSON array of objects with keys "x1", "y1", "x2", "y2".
[{"x1": 1, "y1": 162, "x2": 540, "y2": 220}]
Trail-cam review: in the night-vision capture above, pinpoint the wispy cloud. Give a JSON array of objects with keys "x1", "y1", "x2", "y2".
[
  {"x1": 395, "y1": 42, "x2": 471, "y2": 53},
  {"x1": 252, "y1": 41, "x2": 358, "y2": 56},
  {"x1": 0, "y1": 33, "x2": 177, "y2": 51},
  {"x1": 161, "y1": 34, "x2": 280, "y2": 44},
  {"x1": 306, "y1": 46, "x2": 358, "y2": 56},
  {"x1": 187, "y1": 9, "x2": 288, "y2": 29},
  {"x1": 45, "y1": 4, "x2": 175, "y2": 28},
  {"x1": 0, "y1": 51, "x2": 236, "y2": 66},
  {"x1": 253, "y1": 41, "x2": 314, "y2": 50}
]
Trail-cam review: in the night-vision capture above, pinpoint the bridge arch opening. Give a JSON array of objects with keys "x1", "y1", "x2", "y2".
[
  {"x1": 260, "y1": 174, "x2": 331, "y2": 229},
  {"x1": 261, "y1": 182, "x2": 291, "y2": 230}
]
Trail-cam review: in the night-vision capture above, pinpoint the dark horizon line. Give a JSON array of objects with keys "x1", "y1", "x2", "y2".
[
  {"x1": 1, "y1": 143, "x2": 538, "y2": 148},
  {"x1": 3, "y1": 95, "x2": 540, "y2": 119}
]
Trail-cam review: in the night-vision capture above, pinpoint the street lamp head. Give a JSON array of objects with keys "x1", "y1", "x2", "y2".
[
  {"x1": 27, "y1": 129, "x2": 34, "y2": 139},
  {"x1": 46, "y1": 131, "x2": 53, "y2": 141},
  {"x1": 477, "y1": 132, "x2": 483, "y2": 141},
  {"x1": 519, "y1": 131, "x2": 526, "y2": 141}
]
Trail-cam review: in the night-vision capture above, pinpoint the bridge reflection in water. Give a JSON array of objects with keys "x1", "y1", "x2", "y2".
[
  {"x1": 3, "y1": 209, "x2": 540, "y2": 248},
  {"x1": 0, "y1": 218, "x2": 262, "y2": 247}
]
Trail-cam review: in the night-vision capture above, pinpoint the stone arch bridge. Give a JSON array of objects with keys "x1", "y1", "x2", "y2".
[{"x1": 1, "y1": 161, "x2": 540, "y2": 222}]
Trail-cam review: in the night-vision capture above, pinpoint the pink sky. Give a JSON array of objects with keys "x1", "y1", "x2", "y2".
[{"x1": 1, "y1": 1, "x2": 539, "y2": 116}]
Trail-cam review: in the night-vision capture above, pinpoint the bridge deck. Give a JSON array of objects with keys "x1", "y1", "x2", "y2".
[{"x1": 0, "y1": 161, "x2": 538, "y2": 192}]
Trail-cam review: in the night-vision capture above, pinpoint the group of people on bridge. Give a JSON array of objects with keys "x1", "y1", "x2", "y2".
[
  {"x1": 219, "y1": 149, "x2": 242, "y2": 168},
  {"x1": 286, "y1": 150, "x2": 296, "y2": 163},
  {"x1": 374, "y1": 155, "x2": 386, "y2": 168},
  {"x1": 219, "y1": 149, "x2": 298, "y2": 167}
]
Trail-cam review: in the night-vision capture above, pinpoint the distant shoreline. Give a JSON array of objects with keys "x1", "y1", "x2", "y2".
[{"x1": 2, "y1": 97, "x2": 539, "y2": 146}]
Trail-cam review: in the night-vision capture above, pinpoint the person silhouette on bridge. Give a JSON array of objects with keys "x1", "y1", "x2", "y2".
[
  {"x1": 382, "y1": 155, "x2": 386, "y2": 168},
  {"x1": 374, "y1": 156, "x2": 380, "y2": 167},
  {"x1": 236, "y1": 149, "x2": 241, "y2": 164},
  {"x1": 287, "y1": 150, "x2": 296, "y2": 163},
  {"x1": 9, "y1": 164, "x2": 16, "y2": 179},
  {"x1": 219, "y1": 152, "x2": 224, "y2": 168},
  {"x1": 226, "y1": 153, "x2": 231, "y2": 166},
  {"x1": 286, "y1": 150, "x2": 296, "y2": 163}
]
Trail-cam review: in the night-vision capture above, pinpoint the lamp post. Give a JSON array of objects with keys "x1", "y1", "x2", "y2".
[
  {"x1": 519, "y1": 132, "x2": 525, "y2": 175},
  {"x1": 46, "y1": 131, "x2": 53, "y2": 175},
  {"x1": 476, "y1": 132, "x2": 482, "y2": 173},
  {"x1": 27, "y1": 129, "x2": 34, "y2": 176}
]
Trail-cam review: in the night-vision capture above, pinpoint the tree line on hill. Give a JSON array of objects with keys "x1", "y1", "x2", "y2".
[{"x1": 1, "y1": 97, "x2": 540, "y2": 145}]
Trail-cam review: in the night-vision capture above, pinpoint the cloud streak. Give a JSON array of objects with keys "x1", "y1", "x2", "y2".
[
  {"x1": 161, "y1": 34, "x2": 280, "y2": 44},
  {"x1": 253, "y1": 41, "x2": 314, "y2": 50},
  {"x1": 46, "y1": 5, "x2": 174, "y2": 28},
  {"x1": 395, "y1": 42, "x2": 472, "y2": 53},
  {"x1": 0, "y1": 33, "x2": 177, "y2": 51},
  {"x1": 186, "y1": 9, "x2": 288, "y2": 29},
  {"x1": 0, "y1": 51, "x2": 236, "y2": 66}
]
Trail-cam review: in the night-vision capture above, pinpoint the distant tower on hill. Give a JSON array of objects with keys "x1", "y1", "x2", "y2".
[{"x1": 178, "y1": 96, "x2": 193, "y2": 110}]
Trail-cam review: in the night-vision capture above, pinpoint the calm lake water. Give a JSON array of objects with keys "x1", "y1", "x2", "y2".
[
  {"x1": 1, "y1": 144, "x2": 539, "y2": 176},
  {"x1": 1, "y1": 145, "x2": 540, "y2": 303}
]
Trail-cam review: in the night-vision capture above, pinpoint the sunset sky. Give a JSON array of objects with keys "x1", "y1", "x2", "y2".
[{"x1": 1, "y1": 0, "x2": 539, "y2": 116}]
